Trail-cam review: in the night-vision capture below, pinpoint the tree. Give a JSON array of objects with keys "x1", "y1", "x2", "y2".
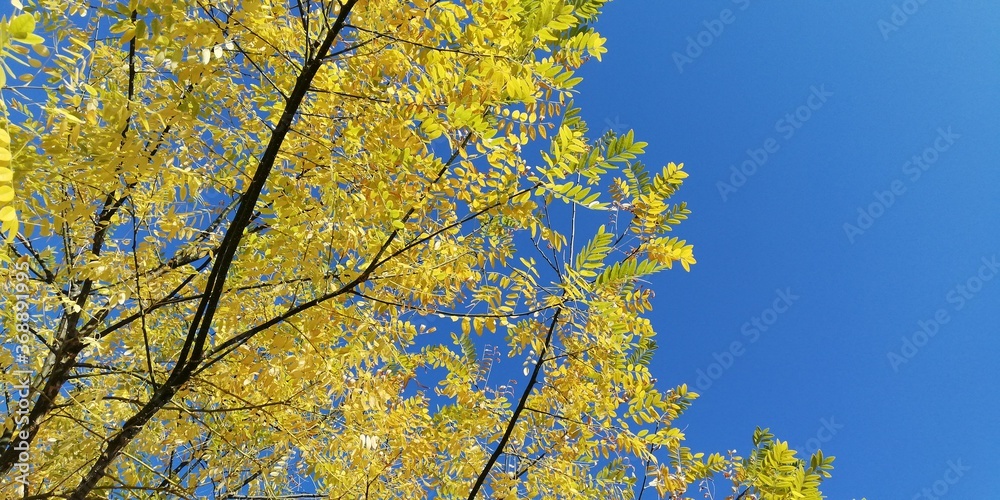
[{"x1": 0, "y1": 1, "x2": 834, "y2": 498}]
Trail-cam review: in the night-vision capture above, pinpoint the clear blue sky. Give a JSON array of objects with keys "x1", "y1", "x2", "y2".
[
  {"x1": 4, "y1": 2, "x2": 996, "y2": 498},
  {"x1": 573, "y1": 1, "x2": 1000, "y2": 498}
]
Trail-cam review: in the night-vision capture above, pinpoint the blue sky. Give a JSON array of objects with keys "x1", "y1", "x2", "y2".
[
  {"x1": 572, "y1": 1, "x2": 1000, "y2": 498},
  {"x1": 2, "y1": 1, "x2": 996, "y2": 498}
]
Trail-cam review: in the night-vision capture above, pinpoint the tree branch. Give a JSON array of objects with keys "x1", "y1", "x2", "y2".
[
  {"x1": 65, "y1": 3, "x2": 361, "y2": 497},
  {"x1": 468, "y1": 308, "x2": 562, "y2": 499}
]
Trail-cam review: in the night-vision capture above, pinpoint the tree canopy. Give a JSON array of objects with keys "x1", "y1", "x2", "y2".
[{"x1": 0, "y1": 1, "x2": 833, "y2": 498}]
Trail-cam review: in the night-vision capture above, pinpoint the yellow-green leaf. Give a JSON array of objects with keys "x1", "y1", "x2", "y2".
[{"x1": 9, "y1": 13, "x2": 35, "y2": 40}]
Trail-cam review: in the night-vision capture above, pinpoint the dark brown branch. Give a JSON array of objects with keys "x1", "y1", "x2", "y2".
[
  {"x1": 346, "y1": 24, "x2": 516, "y2": 61},
  {"x1": 0, "y1": 12, "x2": 142, "y2": 474},
  {"x1": 635, "y1": 423, "x2": 660, "y2": 500},
  {"x1": 66, "y1": 3, "x2": 361, "y2": 497},
  {"x1": 15, "y1": 233, "x2": 55, "y2": 283},
  {"x1": 196, "y1": 112, "x2": 479, "y2": 378},
  {"x1": 468, "y1": 308, "x2": 562, "y2": 499},
  {"x1": 348, "y1": 289, "x2": 557, "y2": 319}
]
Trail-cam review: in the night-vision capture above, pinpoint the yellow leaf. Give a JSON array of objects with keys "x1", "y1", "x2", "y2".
[
  {"x1": 15, "y1": 33, "x2": 44, "y2": 45},
  {"x1": 52, "y1": 107, "x2": 85, "y2": 124},
  {"x1": 120, "y1": 27, "x2": 136, "y2": 45},
  {"x1": 0, "y1": 215, "x2": 17, "y2": 242},
  {"x1": 0, "y1": 4, "x2": 792, "y2": 498},
  {"x1": 9, "y1": 13, "x2": 35, "y2": 40}
]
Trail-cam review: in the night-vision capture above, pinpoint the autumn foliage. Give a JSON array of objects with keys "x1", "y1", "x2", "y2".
[{"x1": 0, "y1": 1, "x2": 832, "y2": 498}]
